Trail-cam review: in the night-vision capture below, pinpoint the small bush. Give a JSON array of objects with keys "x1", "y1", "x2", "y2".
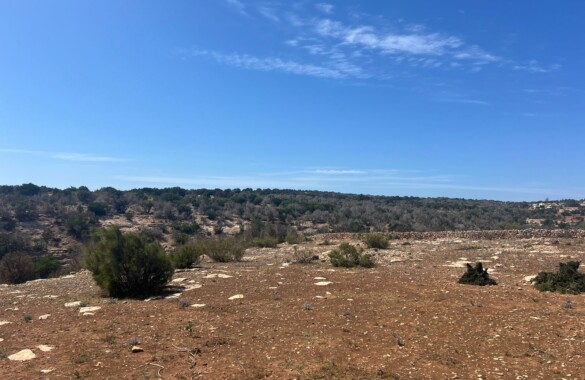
[
  {"x1": 252, "y1": 236, "x2": 279, "y2": 248},
  {"x1": 170, "y1": 244, "x2": 205, "y2": 269},
  {"x1": 84, "y1": 227, "x2": 174, "y2": 298},
  {"x1": 458, "y1": 262, "x2": 497, "y2": 286},
  {"x1": 363, "y1": 233, "x2": 389, "y2": 249},
  {"x1": 329, "y1": 243, "x2": 375, "y2": 268},
  {"x1": 532, "y1": 261, "x2": 585, "y2": 294},
  {"x1": 0, "y1": 252, "x2": 37, "y2": 284},
  {"x1": 204, "y1": 237, "x2": 246, "y2": 262}
]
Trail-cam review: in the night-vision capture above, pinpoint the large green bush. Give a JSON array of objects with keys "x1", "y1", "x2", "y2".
[
  {"x1": 84, "y1": 227, "x2": 173, "y2": 298},
  {"x1": 532, "y1": 261, "x2": 585, "y2": 294},
  {"x1": 363, "y1": 233, "x2": 389, "y2": 249},
  {"x1": 34, "y1": 255, "x2": 62, "y2": 278},
  {"x1": 329, "y1": 243, "x2": 375, "y2": 268}
]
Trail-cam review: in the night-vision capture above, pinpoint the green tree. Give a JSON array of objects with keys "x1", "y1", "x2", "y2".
[{"x1": 84, "y1": 226, "x2": 173, "y2": 298}]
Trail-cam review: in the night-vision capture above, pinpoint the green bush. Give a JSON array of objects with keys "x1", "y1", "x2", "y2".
[
  {"x1": 252, "y1": 236, "x2": 279, "y2": 248},
  {"x1": 363, "y1": 233, "x2": 389, "y2": 249},
  {"x1": 84, "y1": 227, "x2": 174, "y2": 298},
  {"x1": 0, "y1": 252, "x2": 37, "y2": 284},
  {"x1": 458, "y1": 262, "x2": 497, "y2": 286},
  {"x1": 65, "y1": 213, "x2": 92, "y2": 241},
  {"x1": 532, "y1": 261, "x2": 585, "y2": 294},
  {"x1": 34, "y1": 255, "x2": 62, "y2": 278},
  {"x1": 204, "y1": 237, "x2": 246, "y2": 262},
  {"x1": 329, "y1": 243, "x2": 375, "y2": 268},
  {"x1": 170, "y1": 244, "x2": 205, "y2": 269}
]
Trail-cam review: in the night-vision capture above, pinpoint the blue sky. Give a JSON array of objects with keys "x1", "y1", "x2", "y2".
[{"x1": 0, "y1": 1, "x2": 583, "y2": 201}]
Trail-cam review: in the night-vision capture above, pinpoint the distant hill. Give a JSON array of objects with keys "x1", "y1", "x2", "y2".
[{"x1": 0, "y1": 183, "x2": 583, "y2": 264}]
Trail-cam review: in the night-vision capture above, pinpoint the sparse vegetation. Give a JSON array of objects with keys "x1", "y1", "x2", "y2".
[
  {"x1": 458, "y1": 262, "x2": 497, "y2": 286},
  {"x1": 328, "y1": 243, "x2": 375, "y2": 268},
  {"x1": 84, "y1": 226, "x2": 174, "y2": 298},
  {"x1": 252, "y1": 236, "x2": 279, "y2": 248},
  {"x1": 34, "y1": 255, "x2": 62, "y2": 278},
  {"x1": 292, "y1": 246, "x2": 316, "y2": 264},
  {"x1": 363, "y1": 233, "x2": 389, "y2": 249},
  {"x1": 532, "y1": 261, "x2": 585, "y2": 294}
]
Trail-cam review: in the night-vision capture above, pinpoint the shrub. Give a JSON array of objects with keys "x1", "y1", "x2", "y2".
[
  {"x1": 170, "y1": 243, "x2": 205, "y2": 269},
  {"x1": 329, "y1": 243, "x2": 375, "y2": 268},
  {"x1": 292, "y1": 246, "x2": 317, "y2": 264},
  {"x1": 363, "y1": 233, "x2": 389, "y2": 249},
  {"x1": 458, "y1": 262, "x2": 497, "y2": 286},
  {"x1": 285, "y1": 231, "x2": 304, "y2": 245},
  {"x1": 34, "y1": 255, "x2": 62, "y2": 278},
  {"x1": 0, "y1": 252, "x2": 37, "y2": 284},
  {"x1": 88, "y1": 202, "x2": 108, "y2": 217},
  {"x1": 64, "y1": 214, "x2": 91, "y2": 241},
  {"x1": 252, "y1": 236, "x2": 279, "y2": 248},
  {"x1": 84, "y1": 227, "x2": 174, "y2": 298},
  {"x1": 532, "y1": 261, "x2": 585, "y2": 294},
  {"x1": 204, "y1": 237, "x2": 246, "y2": 262}
]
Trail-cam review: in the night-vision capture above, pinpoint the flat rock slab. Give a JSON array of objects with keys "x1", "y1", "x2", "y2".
[
  {"x1": 314, "y1": 281, "x2": 333, "y2": 286},
  {"x1": 524, "y1": 275, "x2": 537, "y2": 282},
  {"x1": 79, "y1": 306, "x2": 101, "y2": 313},
  {"x1": 314, "y1": 277, "x2": 327, "y2": 280},
  {"x1": 172, "y1": 277, "x2": 187, "y2": 283},
  {"x1": 8, "y1": 349, "x2": 36, "y2": 361},
  {"x1": 184, "y1": 284, "x2": 202, "y2": 291},
  {"x1": 204, "y1": 274, "x2": 233, "y2": 279},
  {"x1": 38, "y1": 314, "x2": 51, "y2": 320},
  {"x1": 37, "y1": 345, "x2": 54, "y2": 352},
  {"x1": 165, "y1": 293, "x2": 182, "y2": 299},
  {"x1": 40, "y1": 368, "x2": 56, "y2": 374},
  {"x1": 0, "y1": 320, "x2": 13, "y2": 326},
  {"x1": 65, "y1": 301, "x2": 82, "y2": 307},
  {"x1": 228, "y1": 294, "x2": 244, "y2": 300},
  {"x1": 191, "y1": 304, "x2": 206, "y2": 308}
]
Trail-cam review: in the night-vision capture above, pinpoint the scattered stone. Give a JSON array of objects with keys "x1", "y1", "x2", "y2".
[
  {"x1": 0, "y1": 338, "x2": 4, "y2": 342},
  {"x1": 144, "y1": 296, "x2": 163, "y2": 302},
  {"x1": 172, "y1": 277, "x2": 187, "y2": 283},
  {"x1": 184, "y1": 284, "x2": 202, "y2": 291},
  {"x1": 165, "y1": 293, "x2": 182, "y2": 299},
  {"x1": 0, "y1": 320, "x2": 13, "y2": 326},
  {"x1": 131, "y1": 345, "x2": 144, "y2": 353},
  {"x1": 82, "y1": 313, "x2": 95, "y2": 316},
  {"x1": 37, "y1": 345, "x2": 54, "y2": 352},
  {"x1": 64, "y1": 301, "x2": 82, "y2": 307},
  {"x1": 40, "y1": 368, "x2": 56, "y2": 374},
  {"x1": 315, "y1": 281, "x2": 333, "y2": 286},
  {"x1": 38, "y1": 314, "x2": 51, "y2": 320},
  {"x1": 314, "y1": 277, "x2": 327, "y2": 280},
  {"x1": 229, "y1": 294, "x2": 244, "y2": 300},
  {"x1": 524, "y1": 275, "x2": 537, "y2": 282},
  {"x1": 191, "y1": 304, "x2": 206, "y2": 308},
  {"x1": 8, "y1": 349, "x2": 36, "y2": 361},
  {"x1": 79, "y1": 306, "x2": 101, "y2": 313},
  {"x1": 43, "y1": 295, "x2": 59, "y2": 299}
]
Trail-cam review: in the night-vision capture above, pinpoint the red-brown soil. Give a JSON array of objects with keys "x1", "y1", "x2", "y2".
[{"x1": 1, "y1": 235, "x2": 585, "y2": 379}]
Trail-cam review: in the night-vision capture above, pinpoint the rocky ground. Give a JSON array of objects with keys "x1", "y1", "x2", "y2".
[{"x1": 1, "y1": 234, "x2": 585, "y2": 379}]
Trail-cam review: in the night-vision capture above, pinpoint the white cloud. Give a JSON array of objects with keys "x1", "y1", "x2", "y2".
[
  {"x1": 0, "y1": 148, "x2": 128, "y2": 163},
  {"x1": 513, "y1": 60, "x2": 560, "y2": 73},
  {"x1": 225, "y1": 0, "x2": 247, "y2": 15},
  {"x1": 258, "y1": 6, "x2": 279, "y2": 22}
]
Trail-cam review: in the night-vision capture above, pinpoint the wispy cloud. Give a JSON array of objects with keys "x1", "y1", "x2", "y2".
[
  {"x1": 225, "y1": 0, "x2": 247, "y2": 15},
  {"x1": 513, "y1": 60, "x2": 561, "y2": 73},
  {"x1": 315, "y1": 3, "x2": 335, "y2": 14},
  {"x1": 437, "y1": 98, "x2": 490, "y2": 106},
  {"x1": 187, "y1": 49, "x2": 366, "y2": 79},
  {"x1": 0, "y1": 148, "x2": 129, "y2": 163},
  {"x1": 118, "y1": 168, "x2": 550, "y2": 195}
]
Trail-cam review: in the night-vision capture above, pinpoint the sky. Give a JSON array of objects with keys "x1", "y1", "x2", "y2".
[{"x1": 0, "y1": 1, "x2": 583, "y2": 201}]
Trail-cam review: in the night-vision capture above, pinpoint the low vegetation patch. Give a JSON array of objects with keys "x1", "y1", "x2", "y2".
[
  {"x1": 252, "y1": 236, "x2": 279, "y2": 248},
  {"x1": 458, "y1": 262, "x2": 497, "y2": 286},
  {"x1": 532, "y1": 261, "x2": 585, "y2": 294},
  {"x1": 363, "y1": 233, "x2": 389, "y2": 249},
  {"x1": 0, "y1": 252, "x2": 37, "y2": 284},
  {"x1": 329, "y1": 243, "x2": 375, "y2": 268}
]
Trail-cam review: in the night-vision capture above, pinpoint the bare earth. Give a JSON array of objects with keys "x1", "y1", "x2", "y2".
[{"x1": 1, "y1": 234, "x2": 585, "y2": 379}]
